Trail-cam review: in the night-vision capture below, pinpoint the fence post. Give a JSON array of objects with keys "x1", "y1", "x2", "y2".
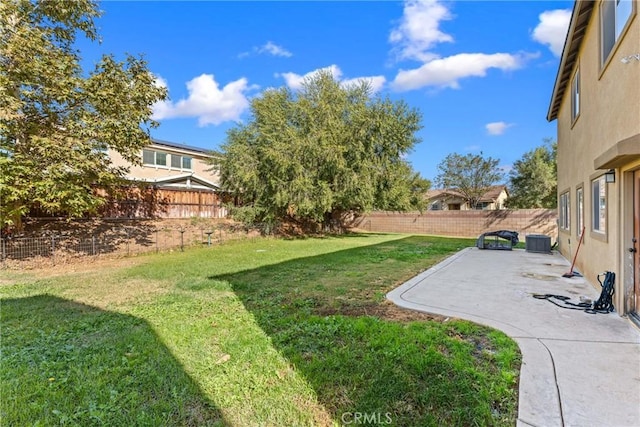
[
  {"x1": 51, "y1": 236, "x2": 56, "y2": 265},
  {"x1": 155, "y1": 229, "x2": 159, "y2": 253},
  {"x1": 180, "y1": 228, "x2": 185, "y2": 252},
  {"x1": 92, "y1": 236, "x2": 96, "y2": 256},
  {"x1": 126, "y1": 227, "x2": 130, "y2": 256},
  {"x1": 1, "y1": 237, "x2": 5, "y2": 266}
]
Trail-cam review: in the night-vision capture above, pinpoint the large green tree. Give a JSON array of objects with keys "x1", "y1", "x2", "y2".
[
  {"x1": 435, "y1": 152, "x2": 503, "y2": 209},
  {"x1": 0, "y1": 0, "x2": 166, "y2": 228},
  {"x1": 214, "y1": 71, "x2": 428, "y2": 231},
  {"x1": 507, "y1": 139, "x2": 557, "y2": 208}
]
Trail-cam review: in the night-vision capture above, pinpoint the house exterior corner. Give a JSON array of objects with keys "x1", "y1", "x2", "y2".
[{"x1": 549, "y1": 0, "x2": 640, "y2": 318}]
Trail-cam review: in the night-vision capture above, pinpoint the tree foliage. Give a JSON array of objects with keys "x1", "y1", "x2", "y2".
[
  {"x1": 214, "y1": 71, "x2": 428, "y2": 230},
  {"x1": 507, "y1": 139, "x2": 557, "y2": 209},
  {"x1": 0, "y1": 0, "x2": 166, "y2": 227},
  {"x1": 435, "y1": 152, "x2": 503, "y2": 209}
]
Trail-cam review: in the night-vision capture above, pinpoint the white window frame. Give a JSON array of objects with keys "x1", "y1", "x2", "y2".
[
  {"x1": 560, "y1": 192, "x2": 570, "y2": 231},
  {"x1": 143, "y1": 149, "x2": 166, "y2": 167},
  {"x1": 576, "y1": 186, "x2": 584, "y2": 237},
  {"x1": 592, "y1": 176, "x2": 607, "y2": 234},
  {"x1": 571, "y1": 68, "x2": 580, "y2": 122},
  {"x1": 601, "y1": 0, "x2": 634, "y2": 67},
  {"x1": 182, "y1": 156, "x2": 193, "y2": 170},
  {"x1": 169, "y1": 153, "x2": 193, "y2": 171},
  {"x1": 142, "y1": 149, "x2": 193, "y2": 171}
]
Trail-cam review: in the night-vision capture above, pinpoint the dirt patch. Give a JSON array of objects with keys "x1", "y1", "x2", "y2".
[
  {"x1": 8, "y1": 253, "x2": 147, "y2": 278},
  {"x1": 317, "y1": 300, "x2": 448, "y2": 323},
  {"x1": 61, "y1": 277, "x2": 170, "y2": 309}
]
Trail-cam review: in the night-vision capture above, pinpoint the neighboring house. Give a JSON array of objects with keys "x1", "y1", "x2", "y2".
[
  {"x1": 107, "y1": 138, "x2": 227, "y2": 218},
  {"x1": 426, "y1": 185, "x2": 509, "y2": 210},
  {"x1": 547, "y1": 0, "x2": 639, "y2": 320}
]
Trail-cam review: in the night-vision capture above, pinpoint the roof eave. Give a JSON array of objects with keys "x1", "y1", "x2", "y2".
[
  {"x1": 547, "y1": 1, "x2": 596, "y2": 122},
  {"x1": 150, "y1": 138, "x2": 211, "y2": 155}
]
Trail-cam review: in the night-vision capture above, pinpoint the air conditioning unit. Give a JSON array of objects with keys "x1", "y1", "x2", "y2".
[{"x1": 525, "y1": 234, "x2": 551, "y2": 253}]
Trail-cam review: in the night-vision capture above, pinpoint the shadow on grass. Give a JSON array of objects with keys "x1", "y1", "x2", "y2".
[
  {"x1": 1, "y1": 294, "x2": 223, "y2": 426},
  {"x1": 207, "y1": 236, "x2": 519, "y2": 426}
]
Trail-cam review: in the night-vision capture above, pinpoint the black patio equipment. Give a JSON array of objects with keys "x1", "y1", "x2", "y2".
[
  {"x1": 533, "y1": 271, "x2": 615, "y2": 314},
  {"x1": 476, "y1": 230, "x2": 519, "y2": 251}
]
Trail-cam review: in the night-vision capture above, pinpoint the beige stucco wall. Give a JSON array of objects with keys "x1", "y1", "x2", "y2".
[
  {"x1": 107, "y1": 144, "x2": 221, "y2": 184},
  {"x1": 555, "y1": 0, "x2": 639, "y2": 311},
  {"x1": 353, "y1": 209, "x2": 557, "y2": 240},
  {"x1": 494, "y1": 191, "x2": 508, "y2": 209}
]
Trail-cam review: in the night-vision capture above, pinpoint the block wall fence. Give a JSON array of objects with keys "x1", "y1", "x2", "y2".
[{"x1": 351, "y1": 209, "x2": 558, "y2": 241}]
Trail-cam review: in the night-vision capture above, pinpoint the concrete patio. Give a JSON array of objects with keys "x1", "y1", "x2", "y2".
[{"x1": 387, "y1": 247, "x2": 640, "y2": 427}]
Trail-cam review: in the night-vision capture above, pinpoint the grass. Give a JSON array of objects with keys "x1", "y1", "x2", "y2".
[{"x1": 1, "y1": 233, "x2": 521, "y2": 426}]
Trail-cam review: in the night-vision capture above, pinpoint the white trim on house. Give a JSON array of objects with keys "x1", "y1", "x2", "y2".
[{"x1": 126, "y1": 173, "x2": 220, "y2": 191}]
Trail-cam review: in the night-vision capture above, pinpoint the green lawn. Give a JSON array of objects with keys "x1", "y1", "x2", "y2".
[{"x1": 1, "y1": 233, "x2": 521, "y2": 426}]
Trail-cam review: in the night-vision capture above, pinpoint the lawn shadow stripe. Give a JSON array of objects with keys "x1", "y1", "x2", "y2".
[
  {"x1": 207, "y1": 235, "x2": 520, "y2": 426},
  {"x1": 1, "y1": 294, "x2": 224, "y2": 426}
]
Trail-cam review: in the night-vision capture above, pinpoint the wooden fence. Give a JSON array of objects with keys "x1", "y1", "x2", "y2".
[
  {"x1": 160, "y1": 189, "x2": 228, "y2": 218},
  {"x1": 99, "y1": 188, "x2": 228, "y2": 219}
]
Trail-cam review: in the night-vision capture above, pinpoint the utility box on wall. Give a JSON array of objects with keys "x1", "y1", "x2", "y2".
[{"x1": 525, "y1": 234, "x2": 551, "y2": 253}]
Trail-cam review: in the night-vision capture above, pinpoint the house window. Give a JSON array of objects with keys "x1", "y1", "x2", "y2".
[
  {"x1": 182, "y1": 156, "x2": 192, "y2": 169},
  {"x1": 142, "y1": 149, "x2": 155, "y2": 165},
  {"x1": 601, "y1": 0, "x2": 633, "y2": 66},
  {"x1": 142, "y1": 149, "x2": 167, "y2": 167},
  {"x1": 592, "y1": 176, "x2": 606, "y2": 233},
  {"x1": 474, "y1": 202, "x2": 491, "y2": 210},
  {"x1": 143, "y1": 149, "x2": 194, "y2": 170},
  {"x1": 560, "y1": 192, "x2": 570, "y2": 231},
  {"x1": 155, "y1": 152, "x2": 167, "y2": 166},
  {"x1": 169, "y1": 154, "x2": 193, "y2": 170},
  {"x1": 448, "y1": 204, "x2": 461, "y2": 210},
  {"x1": 571, "y1": 69, "x2": 580, "y2": 122},
  {"x1": 576, "y1": 187, "x2": 584, "y2": 236},
  {"x1": 171, "y1": 154, "x2": 181, "y2": 169}
]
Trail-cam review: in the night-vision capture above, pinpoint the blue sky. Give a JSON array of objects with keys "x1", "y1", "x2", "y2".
[{"x1": 81, "y1": 0, "x2": 574, "y2": 182}]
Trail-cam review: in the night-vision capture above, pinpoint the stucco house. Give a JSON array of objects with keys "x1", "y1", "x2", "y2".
[
  {"x1": 548, "y1": 0, "x2": 639, "y2": 321},
  {"x1": 426, "y1": 185, "x2": 509, "y2": 210},
  {"x1": 106, "y1": 138, "x2": 227, "y2": 218}
]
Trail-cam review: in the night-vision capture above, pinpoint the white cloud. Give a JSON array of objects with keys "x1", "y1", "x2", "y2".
[
  {"x1": 259, "y1": 41, "x2": 293, "y2": 57},
  {"x1": 464, "y1": 145, "x2": 481, "y2": 152},
  {"x1": 391, "y1": 53, "x2": 527, "y2": 91},
  {"x1": 485, "y1": 121, "x2": 514, "y2": 136},
  {"x1": 389, "y1": 0, "x2": 454, "y2": 62},
  {"x1": 278, "y1": 65, "x2": 341, "y2": 91},
  {"x1": 532, "y1": 9, "x2": 572, "y2": 57},
  {"x1": 152, "y1": 74, "x2": 252, "y2": 126},
  {"x1": 152, "y1": 74, "x2": 168, "y2": 89},
  {"x1": 276, "y1": 65, "x2": 386, "y2": 93},
  {"x1": 239, "y1": 41, "x2": 293, "y2": 58}
]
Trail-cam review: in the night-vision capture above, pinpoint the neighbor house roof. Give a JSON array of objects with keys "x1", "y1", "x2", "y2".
[
  {"x1": 547, "y1": 0, "x2": 596, "y2": 121},
  {"x1": 426, "y1": 185, "x2": 508, "y2": 202},
  {"x1": 150, "y1": 138, "x2": 211, "y2": 155}
]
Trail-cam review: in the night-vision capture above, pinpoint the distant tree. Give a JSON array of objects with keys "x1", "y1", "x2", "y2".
[
  {"x1": 213, "y1": 70, "x2": 427, "y2": 231},
  {"x1": 435, "y1": 152, "x2": 503, "y2": 209},
  {"x1": 507, "y1": 139, "x2": 557, "y2": 208},
  {"x1": 0, "y1": 0, "x2": 167, "y2": 228}
]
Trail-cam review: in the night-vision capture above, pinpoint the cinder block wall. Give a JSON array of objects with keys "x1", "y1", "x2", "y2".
[{"x1": 352, "y1": 209, "x2": 558, "y2": 241}]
